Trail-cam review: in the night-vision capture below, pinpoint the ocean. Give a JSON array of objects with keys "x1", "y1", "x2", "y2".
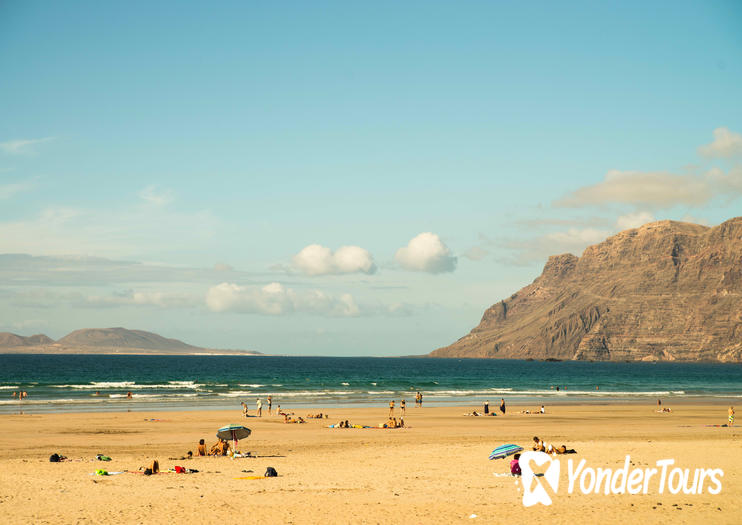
[{"x1": 1, "y1": 354, "x2": 741, "y2": 414}]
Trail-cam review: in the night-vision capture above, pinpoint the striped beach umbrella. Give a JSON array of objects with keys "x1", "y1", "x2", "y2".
[
  {"x1": 217, "y1": 424, "x2": 251, "y2": 458},
  {"x1": 488, "y1": 444, "x2": 523, "y2": 460}
]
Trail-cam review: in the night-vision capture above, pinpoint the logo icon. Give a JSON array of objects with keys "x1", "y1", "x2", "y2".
[{"x1": 520, "y1": 451, "x2": 560, "y2": 507}]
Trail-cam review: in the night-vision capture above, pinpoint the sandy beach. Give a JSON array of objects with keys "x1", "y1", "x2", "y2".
[{"x1": 0, "y1": 403, "x2": 739, "y2": 524}]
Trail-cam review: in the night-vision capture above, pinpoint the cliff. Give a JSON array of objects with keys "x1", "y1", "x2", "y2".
[{"x1": 430, "y1": 217, "x2": 742, "y2": 362}]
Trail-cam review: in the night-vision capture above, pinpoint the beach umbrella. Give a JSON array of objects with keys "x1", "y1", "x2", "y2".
[
  {"x1": 217, "y1": 424, "x2": 251, "y2": 458},
  {"x1": 488, "y1": 444, "x2": 523, "y2": 460}
]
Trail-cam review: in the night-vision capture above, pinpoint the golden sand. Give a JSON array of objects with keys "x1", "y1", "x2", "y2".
[{"x1": 0, "y1": 404, "x2": 739, "y2": 524}]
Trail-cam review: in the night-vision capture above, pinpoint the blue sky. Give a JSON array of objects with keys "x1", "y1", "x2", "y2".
[{"x1": 1, "y1": 1, "x2": 741, "y2": 355}]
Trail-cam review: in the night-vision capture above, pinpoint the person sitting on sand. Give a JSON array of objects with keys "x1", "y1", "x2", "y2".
[
  {"x1": 532, "y1": 436, "x2": 545, "y2": 452},
  {"x1": 510, "y1": 453, "x2": 522, "y2": 476},
  {"x1": 197, "y1": 439, "x2": 206, "y2": 456},
  {"x1": 208, "y1": 440, "x2": 222, "y2": 455}
]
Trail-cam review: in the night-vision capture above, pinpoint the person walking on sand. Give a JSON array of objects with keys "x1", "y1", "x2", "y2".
[
  {"x1": 500, "y1": 398, "x2": 506, "y2": 415},
  {"x1": 484, "y1": 400, "x2": 489, "y2": 414},
  {"x1": 389, "y1": 400, "x2": 395, "y2": 417},
  {"x1": 256, "y1": 398, "x2": 263, "y2": 417},
  {"x1": 401, "y1": 399, "x2": 406, "y2": 415},
  {"x1": 729, "y1": 406, "x2": 735, "y2": 426},
  {"x1": 267, "y1": 395, "x2": 273, "y2": 415}
]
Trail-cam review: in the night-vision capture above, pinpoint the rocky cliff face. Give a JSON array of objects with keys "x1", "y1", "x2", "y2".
[{"x1": 430, "y1": 217, "x2": 742, "y2": 362}]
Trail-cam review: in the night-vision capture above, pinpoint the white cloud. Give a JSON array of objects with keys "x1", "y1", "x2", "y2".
[
  {"x1": 555, "y1": 170, "x2": 713, "y2": 209},
  {"x1": 708, "y1": 165, "x2": 742, "y2": 195},
  {"x1": 139, "y1": 185, "x2": 174, "y2": 206},
  {"x1": 86, "y1": 290, "x2": 197, "y2": 308},
  {"x1": 0, "y1": 137, "x2": 54, "y2": 155},
  {"x1": 501, "y1": 227, "x2": 612, "y2": 265},
  {"x1": 462, "y1": 246, "x2": 488, "y2": 261},
  {"x1": 214, "y1": 262, "x2": 234, "y2": 272},
  {"x1": 0, "y1": 178, "x2": 37, "y2": 199},
  {"x1": 544, "y1": 228, "x2": 611, "y2": 246},
  {"x1": 698, "y1": 127, "x2": 742, "y2": 158},
  {"x1": 395, "y1": 232, "x2": 457, "y2": 274},
  {"x1": 0, "y1": 204, "x2": 218, "y2": 258},
  {"x1": 616, "y1": 211, "x2": 656, "y2": 230},
  {"x1": 206, "y1": 282, "x2": 360, "y2": 317},
  {"x1": 292, "y1": 244, "x2": 377, "y2": 276}
]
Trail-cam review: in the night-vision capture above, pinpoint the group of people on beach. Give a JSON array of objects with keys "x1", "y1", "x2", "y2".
[
  {"x1": 11, "y1": 391, "x2": 28, "y2": 399},
  {"x1": 241, "y1": 395, "x2": 274, "y2": 418}
]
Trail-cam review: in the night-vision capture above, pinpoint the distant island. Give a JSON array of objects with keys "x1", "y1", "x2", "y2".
[
  {"x1": 430, "y1": 216, "x2": 742, "y2": 362},
  {"x1": 0, "y1": 327, "x2": 262, "y2": 356}
]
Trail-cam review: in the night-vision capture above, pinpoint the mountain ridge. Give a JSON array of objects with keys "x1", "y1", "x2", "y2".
[
  {"x1": 429, "y1": 217, "x2": 742, "y2": 362},
  {"x1": 0, "y1": 327, "x2": 261, "y2": 355}
]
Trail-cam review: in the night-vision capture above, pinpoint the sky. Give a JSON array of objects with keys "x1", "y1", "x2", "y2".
[{"x1": 1, "y1": 1, "x2": 741, "y2": 355}]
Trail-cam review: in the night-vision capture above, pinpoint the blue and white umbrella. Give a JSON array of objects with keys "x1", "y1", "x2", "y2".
[
  {"x1": 217, "y1": 424, "x2": 251, "y2": 457},
  {"x1": 488, "y1": 444, "x2": 523, "y2": 460}
]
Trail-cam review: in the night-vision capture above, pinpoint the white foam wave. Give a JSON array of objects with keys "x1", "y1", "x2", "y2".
[
  {"x1": 217, "y1": 391, "x2": 253, "y2": 397},
  {"x1": 341, "y1": 382, "x2": 350, "y2": 386},
  {"x1": 238, "y1": 384, "x2": 265, "y2": 388},
  {"x1": 53, "y1": 383, "x2": 205, "y2": 390},
  {"x1": 0, "y1": 386, "x2": 20, "y2": 390}
]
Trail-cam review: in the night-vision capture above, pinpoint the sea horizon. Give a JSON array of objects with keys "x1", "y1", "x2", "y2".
[{"x1": 2, "y1": 354, "x2": 740, "y2": 414}]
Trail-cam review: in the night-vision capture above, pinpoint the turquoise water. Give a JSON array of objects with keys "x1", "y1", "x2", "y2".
[{"x1": 1, "y1": 355, "x2": 740, "y2": 413}]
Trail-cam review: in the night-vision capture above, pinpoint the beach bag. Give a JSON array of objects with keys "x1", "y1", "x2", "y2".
[
  {"x1": 49, "y1": 453, "x2": 61, "y2": 462},
  {"x1": 264, "y1": 467, "x2": 278, "y2": 477},
  {"x1": 144, "y1": 468, "x2": 153, "y2": 476}
]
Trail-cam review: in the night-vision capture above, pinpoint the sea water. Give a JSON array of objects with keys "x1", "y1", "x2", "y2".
[{"x1": 1, "y1": 355, "x2": 740, "y2": 414}]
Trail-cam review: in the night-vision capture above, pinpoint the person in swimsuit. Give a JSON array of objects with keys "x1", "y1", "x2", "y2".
[
  {"x1": 389, "y1": 400, "x2": 395, "y2": 417},
  {"x1": 500, "y1": 398, "x2": 506, "y2": 415},
  {"x1": 400, "y1": 399, "x2": 406, "y2": 415},
  {"x1": 729, "y1": 406, "x2": 735, "y2": 426}
]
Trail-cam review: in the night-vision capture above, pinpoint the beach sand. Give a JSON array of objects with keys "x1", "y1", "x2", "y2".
[{"x1": 0, "y1": 403, "x2": 739, "y2": 524}]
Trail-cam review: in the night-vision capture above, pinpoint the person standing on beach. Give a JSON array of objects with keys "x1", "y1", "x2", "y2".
[
  {"x1": 389, "y1": 400, "x2": 395, "y2": 417},
  {"x1": 267, "y1": 395, "x2": 273, "y2": 415},
  {"x1": 500, "y1": 398, "x2": 506, "y2": 415},
  {"x1": 256, "y1": 398, "x2": 263, "y2": 417},
  {"x1": 419, "y1": 392, "x2": 423, "y2": 407},
  {"x1": 484, "y1": 400, "x2": 489, "y2": 414},
  {"x1": 729, "y1": 406, "x2": 735, "y2": 426},
  {"x1": 415, "y1": 391, "x2": 420, "y2": 407},
  {"x1": 241, "y1": 402, "x2": 248, "y2": 418},
  {"x1": 400, "y1": 399, "x2": 406, "y2": 415}
]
